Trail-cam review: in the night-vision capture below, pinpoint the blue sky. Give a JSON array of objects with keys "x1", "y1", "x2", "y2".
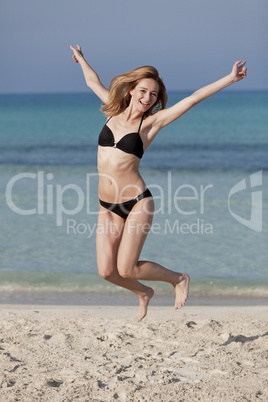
[{"x1": 1, "y1": 0, "x2": 267, "y2": 93}]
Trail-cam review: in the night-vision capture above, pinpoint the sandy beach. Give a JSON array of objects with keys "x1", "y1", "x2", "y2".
[{"x1": 0, "y1": 305, "x2": 267, "y2": 401}]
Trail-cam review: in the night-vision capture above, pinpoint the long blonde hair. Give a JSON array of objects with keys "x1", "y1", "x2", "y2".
[{"x1": 101, "y1": 66, "x2": 168, "y2": 117}]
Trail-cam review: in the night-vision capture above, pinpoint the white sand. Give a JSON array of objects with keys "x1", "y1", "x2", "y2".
[{"x1": 0, "y1": 305, "x2": 268, "y2": 401}]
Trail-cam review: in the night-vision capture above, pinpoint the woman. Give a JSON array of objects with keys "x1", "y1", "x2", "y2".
[{"x1": 70, "y1": 45, "x2": 247, "y2": 321}]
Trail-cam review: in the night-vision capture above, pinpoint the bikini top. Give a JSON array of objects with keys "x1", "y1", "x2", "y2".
[{"x1": 98, "y1": 114, "x2": 144, "y2": 159}]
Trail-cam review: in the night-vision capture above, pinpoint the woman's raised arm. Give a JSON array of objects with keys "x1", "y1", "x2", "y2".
[
  {"x1": 70, "y1": 45, "x2": 109, "y2": 104},
  {"x1": 153, "y1": 61, "x2": 247, "y2": 130}
]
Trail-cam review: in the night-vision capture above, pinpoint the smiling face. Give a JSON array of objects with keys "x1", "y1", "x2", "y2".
[{"x1": 130, "y1": 78, "x2": 159, "y2": 113}]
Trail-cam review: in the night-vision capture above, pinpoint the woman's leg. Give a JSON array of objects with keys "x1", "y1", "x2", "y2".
[
  {"x1": 117, "y1": 197, "x2": 190, "y2": 309},
  {"x1": 96, "y1": 206, "x2": 154, "y2": 322}
]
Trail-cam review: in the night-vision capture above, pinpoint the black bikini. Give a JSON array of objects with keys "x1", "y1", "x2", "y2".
[
  {"x1": 98, "y1": 114, "x2": 144, "y2": 159},
  {"x1": 99, "y1": 188, "x2": 152, "y2": 220},
  {"x1": 98, "y1": 114, "x2": 152, "y2": 219}
]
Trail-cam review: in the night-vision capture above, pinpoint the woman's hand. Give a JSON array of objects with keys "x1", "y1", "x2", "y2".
[
  {"x1": 231, "y1": 60, "x2": 247, "y2": 82},
  {"x1": 70, "y1": 44, "x2": 84, "y2": 63}
]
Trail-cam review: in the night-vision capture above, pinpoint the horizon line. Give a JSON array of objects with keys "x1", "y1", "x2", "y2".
[{"x1": 1, "y1": 88, "x2": 267, "y2": 96}]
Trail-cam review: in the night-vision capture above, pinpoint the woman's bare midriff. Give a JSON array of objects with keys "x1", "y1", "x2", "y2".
[{"x1": 97, "y1": 146, "x2": 146, "y2": 203}]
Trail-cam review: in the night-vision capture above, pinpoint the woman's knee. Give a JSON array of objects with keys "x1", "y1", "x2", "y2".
[
  {"x1": 97, "y1": 262, "x2": 115, "y2": 280},
  {"x1": 117, "y1": 263, "x2": 136, "y2": 280}
]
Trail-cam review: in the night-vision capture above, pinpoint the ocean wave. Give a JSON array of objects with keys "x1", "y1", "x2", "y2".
[
  {"x1": 0, "y1": 271, "x2": 267, "y2": 299},
  {"x1": 1, "y1": 143, "x2": 268, "y2": 152},
  {"x1": 0, "y1": 143, "x2": 267, "y2": 171}
]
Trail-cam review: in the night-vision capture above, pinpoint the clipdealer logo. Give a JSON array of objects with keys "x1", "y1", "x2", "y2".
[
  {"x1": 228, "y1": 170, "x2": 262, "y2": 233},
  {"x1": 5, "y1": 170, "x2": 263, "y2": 234}
]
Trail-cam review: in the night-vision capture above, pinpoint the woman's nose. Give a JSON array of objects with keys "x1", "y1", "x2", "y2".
[{"x1": 144, "y1": 94, "x2": 150, "y2": 102}]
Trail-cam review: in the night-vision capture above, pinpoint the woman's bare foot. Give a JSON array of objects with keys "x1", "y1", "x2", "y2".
[
  {"x1": 174, "y1": 274, "x2": 190, "y2": 309},
  {"x1": 136, "y1": 287, "x2": 154, "y2": 322}
]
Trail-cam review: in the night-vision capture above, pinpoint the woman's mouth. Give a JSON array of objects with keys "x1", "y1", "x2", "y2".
[{"x1": 140, "y1": 101, "x2": 150, "y2": 108}]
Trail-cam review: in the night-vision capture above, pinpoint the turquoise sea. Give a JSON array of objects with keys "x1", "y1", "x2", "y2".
[{"x1": 0, "y1": 91, "x2": 267, "y2": 305}]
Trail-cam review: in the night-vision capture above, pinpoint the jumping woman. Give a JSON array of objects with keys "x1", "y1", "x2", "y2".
[{"x1": 70, "y1": 45, "x2": 247, "y2": 321}]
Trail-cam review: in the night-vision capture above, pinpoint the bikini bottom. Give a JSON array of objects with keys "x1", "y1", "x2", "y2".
[{"x1": 99, "y1": 188, "x2": 152, "y2": 220}]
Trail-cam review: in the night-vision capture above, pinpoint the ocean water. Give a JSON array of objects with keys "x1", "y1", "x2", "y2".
[{"x1": 0, "y1": 91, "x2": 267, "y2": 305}]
